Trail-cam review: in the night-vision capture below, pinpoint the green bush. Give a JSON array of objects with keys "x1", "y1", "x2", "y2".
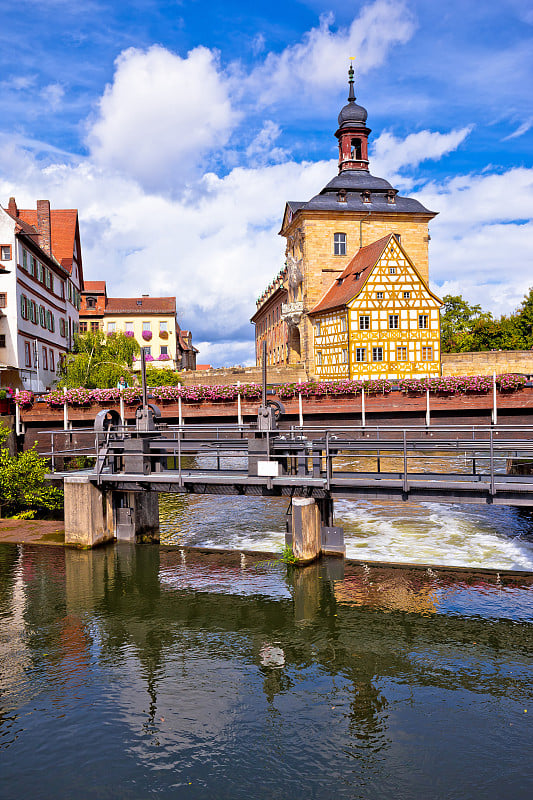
[
  {"x1": 0, "y1": 422, "x2": 63, "y2": 518},
  {"x1": 145, "y1": 366, "x2": 182, "y2": 386}
]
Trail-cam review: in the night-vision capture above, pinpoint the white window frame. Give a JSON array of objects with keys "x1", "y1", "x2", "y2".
[
  {"x1": 359, "y1": 315, "x2": 370, "y2": 330},
  {"x1": 333, "y1": 232, "x2": 347, "y2": 256},
  {"x1": 419, "y1": 314, "x2": 429, "y2": 329},
  {"x1": 422, "y1": 346, "x2": 433, "y2": 361},
  {"x1": 389, "y1": 314, "x2": 399, "y2": 329},
  {"x1": 372, "y1": 347, "x2": 383, "y2": 362},
  {"x1": 396, "y1": 346, "x2": 408, "y2": 362}
]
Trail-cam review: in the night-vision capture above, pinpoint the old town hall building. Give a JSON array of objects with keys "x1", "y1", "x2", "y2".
[{"x1": 252, "y1": 66, "x2": 442, "y2": 380}]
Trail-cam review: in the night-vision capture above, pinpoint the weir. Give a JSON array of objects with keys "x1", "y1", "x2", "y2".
[{"x1": 52, "y1": 350, "x2": 533, "y2": 559}]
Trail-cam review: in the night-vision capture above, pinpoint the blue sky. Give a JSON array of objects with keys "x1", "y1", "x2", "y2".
[{"x1": 0, "y1": 0, "x2": 532, "y2": 365}]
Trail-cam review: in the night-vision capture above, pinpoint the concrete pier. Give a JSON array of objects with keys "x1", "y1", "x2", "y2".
[
  {"x1": 64, "y1": 477, "x2": 160, "y2": 548},
  {"x1": 64, "y1": 476, "x2": 114, "y2": 548},
  {"x1": 291, "y1": 498, "x2": 321, "y2": 563}
]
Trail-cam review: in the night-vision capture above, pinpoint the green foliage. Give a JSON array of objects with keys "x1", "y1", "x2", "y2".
[
  {"x1": 281, "y1": 545, "x2": 298, "y2": 564},
  {"x1": 440, "y1": 289, "x2": 533, "y2": 353},
  {"x1": 0, "y1": 390, "x2": 7, "y2": 400},
  {"x1": 0, "y1": 422, "x2": 63, "y2": 518},
  {"x1": 145, "y1": 366, "x2": 182, "y2": 386},
  {"x1": 58, "y1": 330, "x2": 140, "y2": 388}
]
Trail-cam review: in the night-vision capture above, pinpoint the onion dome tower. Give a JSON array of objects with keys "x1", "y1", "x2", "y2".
[{"x1": 336, "y1": 63, "x2": 371, "y2": 172}]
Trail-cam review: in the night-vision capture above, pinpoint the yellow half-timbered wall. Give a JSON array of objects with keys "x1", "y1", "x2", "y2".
[
  {"x1": 313, "y1": 237, "x2": 441, "y2": 380},
  {"x1": 313, "y1": 312, "x2": 350, "y2": 379}
]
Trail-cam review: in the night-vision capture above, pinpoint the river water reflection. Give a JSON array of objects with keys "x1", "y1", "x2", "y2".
[{"x1": 0, "y1": 543, "x2": 531, "y2": 799}]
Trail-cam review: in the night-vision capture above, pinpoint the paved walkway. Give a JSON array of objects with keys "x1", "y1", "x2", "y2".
[{"x1": 0, "y1": 518, "x2": 65, "y2": 545}]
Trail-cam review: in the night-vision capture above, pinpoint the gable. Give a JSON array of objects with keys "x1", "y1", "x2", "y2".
[{"x1": 348, "y1": 237, "x2": 442, "y2": 310}]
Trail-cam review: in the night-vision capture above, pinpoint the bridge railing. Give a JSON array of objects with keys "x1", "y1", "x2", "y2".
[{"x1": 40, "y1": 423, "x2": 533, "y2": 499}]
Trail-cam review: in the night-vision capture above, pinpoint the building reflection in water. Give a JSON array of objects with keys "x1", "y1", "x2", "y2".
[{"x1": 0, "y1": 542, "x2": 531, "y2": 798}]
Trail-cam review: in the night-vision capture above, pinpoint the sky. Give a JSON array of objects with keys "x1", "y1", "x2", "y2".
[{"x1": 0, "y1": 0, "x2": 532, "y2": 366}]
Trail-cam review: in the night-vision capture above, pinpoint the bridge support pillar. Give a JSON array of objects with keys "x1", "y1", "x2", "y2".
[
  {"x1": 291, "y1": 498, "x2": 321, "y2": 563},
  {"x1": 64, "y1": 477, "x2": 114, "y2": 548},
  {"x1": 288, "y1": 497, "x2": 345, "y2": 563},
  {"x1": 112, "y1": 491, "x2": 159, "y2": 544}
]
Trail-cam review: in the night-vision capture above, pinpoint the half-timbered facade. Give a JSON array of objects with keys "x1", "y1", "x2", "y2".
[
  {"x1": 252, "y1": 66, "x2": 440, "y2": 378},
  {"x1": 309, "y1": 234, "x2": 442, "y2": 379}
]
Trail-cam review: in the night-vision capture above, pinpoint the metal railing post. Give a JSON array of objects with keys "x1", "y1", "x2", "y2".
[
  {"x1": 63, "y1": 386, "x2": 69, "y2": 431},
  {"x1": 361, "y1": 386, "x2": 366, "y2": 429},
  {"x1": 326, "y1": 430, "x2": 333, "y2": 491},
  {"x1": 51, "y1": 432, "x2": 55, "y2": 473},
  {"x1": 489, "y1": 427, "x2": 495, "y2": 495},
  {"x1": 237, "y1": 380, "x2": 243, "y2": 426},
  {"x1": 492, "y1": 371, "x2": 497, "y2": 425},
  {"x1": 298, "y1": 378, "x2": 303, "y2": 428},
  {"x1": 403, "y1": 428, "x2": 408, "y2": 493}
]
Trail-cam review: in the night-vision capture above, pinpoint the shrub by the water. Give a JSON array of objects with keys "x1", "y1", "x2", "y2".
[{"x1": 0, "y1": 422, "x2": 63, "y2": 519}]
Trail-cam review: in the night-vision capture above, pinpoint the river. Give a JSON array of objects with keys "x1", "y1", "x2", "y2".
[
  {"x1": 0, "y1": 541, "x2": 531, "y2": 799},
  {"x1": 159, "y1": 493, "x2": 533, "y2": 571}
]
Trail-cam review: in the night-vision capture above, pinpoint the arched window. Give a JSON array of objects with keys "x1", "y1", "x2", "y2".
[
  {"x1": 350, "y1": 138, "x2": 362, "y2": 160},
  {"x1": 86, "y1": 296, "x2": 96, "y2": 309}
]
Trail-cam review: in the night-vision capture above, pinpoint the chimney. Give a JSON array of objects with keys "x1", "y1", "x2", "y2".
[
  {"x1": 8, "y1": 197, "x2": 18, "y2": 217},
  {"x1": 36, "y1": 200, "x2": 52, "y2": 256}
]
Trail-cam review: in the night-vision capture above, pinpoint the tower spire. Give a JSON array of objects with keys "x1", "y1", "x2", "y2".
[{"x1": 348, "y1": 61, "x2": 355, "y2": 103}]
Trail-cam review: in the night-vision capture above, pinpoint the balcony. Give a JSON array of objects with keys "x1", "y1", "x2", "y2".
[{"x1": 281, "y1": 301, "x2": 304, "y2": 326}]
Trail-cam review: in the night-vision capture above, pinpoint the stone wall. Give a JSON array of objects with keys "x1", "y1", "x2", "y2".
[
  {"x1": 442, "y1": 350, "x2": 533, "y2": 377},
  {"x1": 180, "y1": 364, "x2": 308, "y2": 387}
]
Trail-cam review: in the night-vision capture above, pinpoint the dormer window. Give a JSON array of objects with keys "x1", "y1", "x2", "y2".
[
  {"x1": 386, "y1": 190, "x2": 396, "y2": 204},
  {"x1": 362, "y1": 190, "x2": 371, "y2": 203},
  {"x1": 337, "y1": 189, "x2": 347, "y2": 203},
  {"x1": 86, "y1": 297, "x2": 96, "y2": 309}
]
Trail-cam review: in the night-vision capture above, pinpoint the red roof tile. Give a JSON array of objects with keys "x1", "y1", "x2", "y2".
[
  {"x1": 310, "y1": 235, "x2": 392, "y2": 314},
  {"x1": 16, "y1": 209, "x2": 78, "y2": 273},
  {"x1": 105, "y1": 297, "x2": 176, "y2": 314},
  {"x1": 83, "y1": 281, "x2": 107, "y2": 293}
]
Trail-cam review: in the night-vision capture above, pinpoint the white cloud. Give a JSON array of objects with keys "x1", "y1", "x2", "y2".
[
  {"x1": 40, "y1": 83, "x2": 65, "y2": 111},
  {"x1": 87, "y1": 45, "x2": 240, "y2": 192},
  {"x1": 419, "y1": 168, "x2": 533, "y2": 314},
  {"x1": 503, "y1": 118, "x2": 533, "y2": 140},
  {"x1": 371, "y1": 127, "x2": 472, "y2": 186},
  {"x1": 251, "y1": 1, "x2": 415, "y2": 104},
  {"x1": 245, "y1": 121, "x2": 287, "y2": 164},
  {"x1": 1, "y1": 2, "x2": 531, "y2": 365}
]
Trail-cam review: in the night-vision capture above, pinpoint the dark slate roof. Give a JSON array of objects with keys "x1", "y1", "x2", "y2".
[
  {"x1": 286, "y1": 169, "x2": 436, "y2": 217},
  {"x1": 338, "y1": 100, "x2": 367, "y2": 128},
  {"x1": 287, "y1": 201, "x2": 306, "y2": 213}
]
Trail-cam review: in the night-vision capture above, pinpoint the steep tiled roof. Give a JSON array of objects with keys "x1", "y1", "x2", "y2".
[
  {"x1": 16, "y1": 209, "x2": 78, "y2": 272},
  {"x1": 105, "y1": 297, "x2": 176, "y2": 314},
  {"x1": 310, "y1": 235, "x2": 392, "y2": 314},
  {"x1": 83, "y1": 281, "x2": 107, "y2": 293}
]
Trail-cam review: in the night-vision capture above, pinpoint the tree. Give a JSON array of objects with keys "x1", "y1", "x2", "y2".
[
  {"x1": 145, "y1": 366, "x2": 182, "y2": 386},
  {"x1": 440, "y1": 295, "x2": 486, "y2": 352},
  {"x1": 58, "y1": 331, "x2": 139, "y2": 388},
  {"x1": 0, "y1": 422, "x2": 63, "y2": 518},
  {"x1": 515, "y1": 287, "x2": 533, "y2": 348}
]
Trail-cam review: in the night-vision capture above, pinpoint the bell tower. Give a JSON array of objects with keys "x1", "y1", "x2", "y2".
[{"x1": 335, "y1": 64, "x2": 371, "y2": 173}]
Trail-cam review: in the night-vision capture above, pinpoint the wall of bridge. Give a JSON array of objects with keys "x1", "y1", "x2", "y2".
[{"x1": 442, "y1": 350, "x2": 533, "y2": 377}]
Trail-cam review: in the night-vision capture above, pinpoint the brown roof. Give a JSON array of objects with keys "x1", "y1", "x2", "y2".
[
  {"x1": 105, "y1": 297, "x2": 176, "y2": 314},
  {"x1": 310, "y1": 235, "x2": 392, "y2": 314},
  {"x1": 16, "y1": 209, "x2": 78, "y2": 273},
  {"x1": 83, "y1": 281, "x2": 107, "y2": 293}
]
